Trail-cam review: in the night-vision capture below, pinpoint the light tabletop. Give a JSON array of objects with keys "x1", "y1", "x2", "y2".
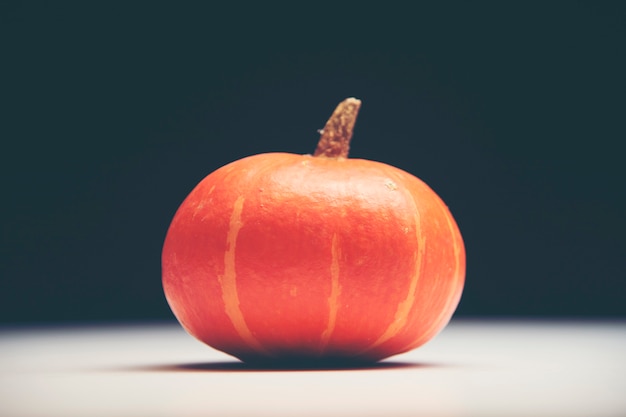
[{"x1": 1, "y1": 319, "x2": 625, "y2": 417}]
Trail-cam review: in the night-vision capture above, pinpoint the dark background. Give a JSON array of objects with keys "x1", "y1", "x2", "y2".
[{"x1": 2, "y1": 2, "x2": 625, "y2": 324}]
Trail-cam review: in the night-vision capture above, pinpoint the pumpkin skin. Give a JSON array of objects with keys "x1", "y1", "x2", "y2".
[{"x1": 162, "y1": 100, "x2": 465, "y2": 363}]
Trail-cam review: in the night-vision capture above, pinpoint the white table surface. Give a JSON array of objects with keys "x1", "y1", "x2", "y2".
[{"x1": 1, "y1": 319, "x2": 625, "y2": 417}]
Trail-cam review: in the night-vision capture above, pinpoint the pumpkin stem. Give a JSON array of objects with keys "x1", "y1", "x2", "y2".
[{"x1": 314, "y1": 98, "x2": 361, "y2": 158}]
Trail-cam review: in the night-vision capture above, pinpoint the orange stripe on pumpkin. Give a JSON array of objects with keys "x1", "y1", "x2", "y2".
[
  {"x1": 424, "y1": 202, "x2": 464, "y2": 331},
  {"x1": 361, "y1": 197, "x2": 426, "y2": 353},
  {"x1": 319, "y1": 233, "x2": 342, "y2": 353},
  {"x1": 218, "y1": 195, "x2": 270, "y2": 355},
  {"x1": 399, "y1": 198, "x2": 464, "y2": 352}
]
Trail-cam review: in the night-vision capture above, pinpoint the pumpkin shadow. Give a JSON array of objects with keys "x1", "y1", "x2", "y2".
[{"x1": 129, "y1": 360, "x2": 438, "y2": 373}]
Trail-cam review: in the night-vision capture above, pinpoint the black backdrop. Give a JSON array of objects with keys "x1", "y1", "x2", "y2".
[{"x1": 2, "y1": 2, "x2": 625, "y2": 324}]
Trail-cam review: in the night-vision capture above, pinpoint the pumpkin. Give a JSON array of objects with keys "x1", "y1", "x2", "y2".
[{"x1": 162, "y1": 98, "x2": 465, "y2": 363}]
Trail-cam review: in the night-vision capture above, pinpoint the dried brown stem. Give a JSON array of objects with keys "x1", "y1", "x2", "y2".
[{"x1": 313, "y1": 98, "x2": 361, "y2": 158}]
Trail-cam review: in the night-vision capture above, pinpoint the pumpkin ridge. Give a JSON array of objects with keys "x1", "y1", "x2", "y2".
[
  {"x1": 319, "y1": 233, "x2": 342, "y2": 353},
  {"x1": 359, "y1": 190, "x2": 426, "y2": 354},
  {"x1": 400, "y1": 196, "x2": 465, "y2": 353},
  {"x1": 218, "y1": 195, "x2": 271, "y2": 356}
]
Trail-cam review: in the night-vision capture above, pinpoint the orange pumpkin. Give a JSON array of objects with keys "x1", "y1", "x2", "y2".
[{"x1": 162, "y1": 98, "x2": 465, "y2": 363}]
